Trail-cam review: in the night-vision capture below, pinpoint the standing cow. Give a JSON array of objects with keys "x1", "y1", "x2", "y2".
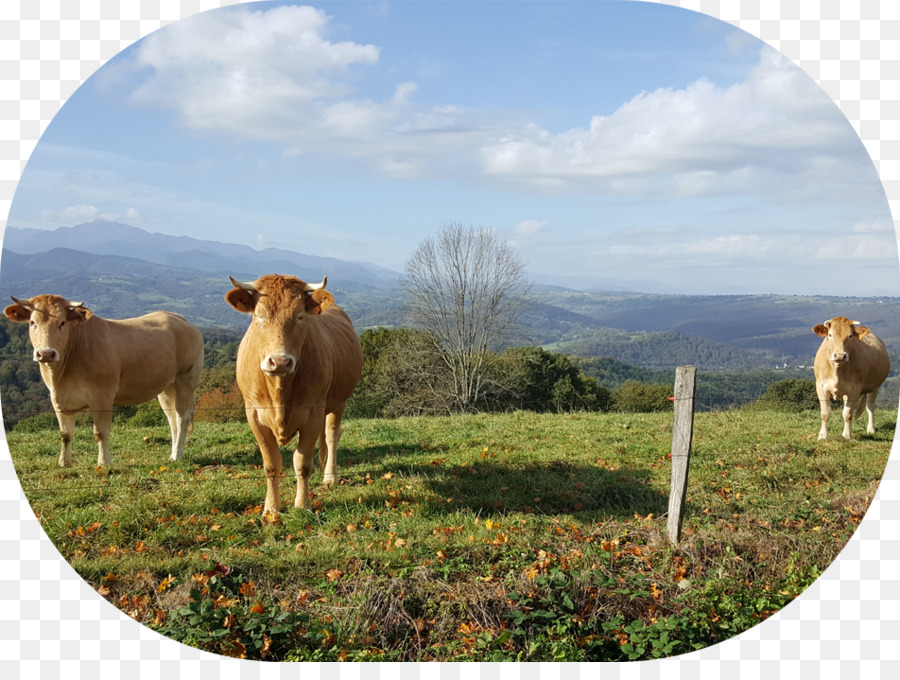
[
  {"x1": 813, "y1": 316, "x2": 890, "y2": 440},
  {"x1": 225, "y1": 274, "x2": 363, "y2": 514},
  {"x1": 4, "y1": 294, "x2": 204, "y2": 465}
]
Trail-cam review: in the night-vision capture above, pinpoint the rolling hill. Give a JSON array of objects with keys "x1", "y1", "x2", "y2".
[
  {"x1": 3, "y1": 221, "x2": 399, "y2": 288},
  {"x1": 2, "y1": 221, "x2": 899, "y2": 373}
]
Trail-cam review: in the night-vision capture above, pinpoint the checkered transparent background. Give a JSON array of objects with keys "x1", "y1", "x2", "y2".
[{"x1": 1, "y1": 1, "x2": 899, "y2": 678}]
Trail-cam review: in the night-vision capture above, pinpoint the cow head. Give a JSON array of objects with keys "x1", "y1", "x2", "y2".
[
  {"x1": 4, "y1": 294, "x2": 93, "y2": 364},
  {"x1": 813, "y1": 316, "x2": 871, "y2": 366},
  {"x1": 225, "y1": 274, "x2": 333, "y2": 377}
]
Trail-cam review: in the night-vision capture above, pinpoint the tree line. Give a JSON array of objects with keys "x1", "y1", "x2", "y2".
[
  {"x1": 2, "y1": 319, "x2": 829, "y2": 433},
  {"x1": 0, "y1": 223, "x2": 843, "y2": 432}
]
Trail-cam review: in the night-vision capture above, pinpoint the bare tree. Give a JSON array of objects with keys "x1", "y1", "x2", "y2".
[{"x1": 402, "y1": 222, "x2": 532, "y2": 413}]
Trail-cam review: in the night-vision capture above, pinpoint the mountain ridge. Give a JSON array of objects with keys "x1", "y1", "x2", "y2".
[
  {"x1": 2, "y1": 222, "x2": 899, "y2": 373},
  {"x1": 3, "y1": 221, "x2": 400, "y2": 287}
]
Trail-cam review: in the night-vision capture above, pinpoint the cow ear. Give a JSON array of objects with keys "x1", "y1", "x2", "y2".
[
  {"x1": 3, "y1": 303, "x2": 31, "y2": 323},
  {"x1": 225, "y1": 288, "x2": 258, "y2": 314},
  {"x1": 855, "y1": 325, "x2": 871, "y2": 338},
  {"x1": 66, "y1": 305, "x2": 92, "y2": 325},
  {"x1": 813, "y1": 324, "x2": 828, "y2": 337},
  {"x1": 305, "y1": 289, "x2": 334, "y2": 315}
]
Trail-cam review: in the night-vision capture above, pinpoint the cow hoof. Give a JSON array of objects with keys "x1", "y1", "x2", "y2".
[
  {"x1": 817, "y1": 435, "x2": 826, "y2": 441},
  {"x1": 261, "y1": 509, "x2": 281, "y2": 524},
  {"x1": 323, "y1": 473, "x2": 336, "y2": 486}
]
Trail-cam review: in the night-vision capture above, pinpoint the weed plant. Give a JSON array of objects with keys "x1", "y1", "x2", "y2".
[{"x1": 8, "y1": 408, "x2": 892, "y2": 661}]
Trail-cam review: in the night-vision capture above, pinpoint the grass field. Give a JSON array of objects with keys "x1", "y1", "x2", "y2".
[{"x1": 8, "y1": 407, "x2": 894, "y2": 662}]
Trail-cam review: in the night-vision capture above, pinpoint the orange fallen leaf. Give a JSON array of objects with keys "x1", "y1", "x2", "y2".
[
  {"x1": 260, "y1": 633, "x2": 274, "y2": 660},
  {"x1": 157, "y1": 575, "x2": 176, "y2": 593}
]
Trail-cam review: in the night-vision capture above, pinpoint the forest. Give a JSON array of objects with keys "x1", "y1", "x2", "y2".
[{"x1": 0, "y1": 321, "x2": 836, "y2": 434}]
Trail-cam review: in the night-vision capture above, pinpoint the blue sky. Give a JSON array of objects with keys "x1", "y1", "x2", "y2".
[{"x1": 5, "y1": 0, "x2": 897, "y2": 295}]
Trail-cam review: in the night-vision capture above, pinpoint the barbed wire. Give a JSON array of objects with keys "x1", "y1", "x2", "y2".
[
  {"x1": 1, "y1": 391, "x2": 897, "y2": 422},
  {"x1": 7, "y1": 394, "x2": 896, "y2": 498}
]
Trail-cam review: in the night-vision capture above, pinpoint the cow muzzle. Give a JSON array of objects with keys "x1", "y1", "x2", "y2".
[
  {"x1": 831, "y1": 352, "x2": 849, "y2": 364},
  {"x1": 33, "y1": 347, "x2": 59, "y2": 363},
  {"x1": 261, "y1": 354, "x2": 296, "y2": 376}
]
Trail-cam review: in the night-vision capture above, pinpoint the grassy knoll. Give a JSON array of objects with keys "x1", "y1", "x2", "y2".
[{"x1": 8, "y1": 408, "x2": 893, "y2": 662}]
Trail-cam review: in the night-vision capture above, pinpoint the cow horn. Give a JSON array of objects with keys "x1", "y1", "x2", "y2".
[
  {"x1": 851, "y1": 320, "x2": 861, "y2": 326},
  {"x1": 302, "y1": 276, "x2": 327, "y2": 292},
  {"x1": 228, "y1": 275, "x2": 258, "y2": 291},
  {"x1": 67, "y1": 301, "x2": 83, "y2": 309},
  {"x1": 9, "y1": 295, "x2": 32, "y2": 308}
]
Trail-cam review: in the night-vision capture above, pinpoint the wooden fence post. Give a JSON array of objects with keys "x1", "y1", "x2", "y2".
[{"x1": 667, "y1": 365, "x2": 696, "y2": 546}]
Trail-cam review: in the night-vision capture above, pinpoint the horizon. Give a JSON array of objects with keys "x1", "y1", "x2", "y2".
[
  {"x1": 3, "y1": 218, "x2": 899, "y2": 300},
  {"x1": 3, "y1": 2, "x2": 898, "y2": 297}
]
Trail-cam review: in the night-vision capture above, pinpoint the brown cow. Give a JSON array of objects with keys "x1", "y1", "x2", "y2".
[
  {"x1": 4, "y1": 294, "x2": 204, "y2": 465},
  {"x1": 813, "y1": 316, "x2": 890, "y2": 440},
  {"x1": 225, "y1": 274, "x2": 363, "y2": 514}
]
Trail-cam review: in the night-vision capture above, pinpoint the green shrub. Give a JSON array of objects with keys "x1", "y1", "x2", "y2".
[
  {"x1": 156, "y1": 562, "x2": 326, "y2": 661},
  {"x1": 755, "y1": 378, "x2": 819, "y2": 412},
  {"x1": 127, "y1": 401, "x2": 169, "y2": 427},
  {"x1": 611, "y1": 381, "x2": 673, "y2": 412},
  {"x1": 12, "y1": 411, "x2": 59, "y2": 432}
]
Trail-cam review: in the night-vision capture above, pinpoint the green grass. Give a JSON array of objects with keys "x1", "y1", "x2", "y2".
[{"x1": 8, "y1": 408, "x2": 893, "y2": 661}]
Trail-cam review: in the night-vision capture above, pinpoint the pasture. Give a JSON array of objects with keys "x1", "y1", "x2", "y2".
[{"x1": 9, "y1": 408, "x2": 893, "y2": 661}]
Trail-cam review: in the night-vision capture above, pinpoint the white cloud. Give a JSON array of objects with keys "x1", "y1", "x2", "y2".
[
  {"x1": 117, "y1": 9, "x2": 876, "y2": 204},
  {"x1": 123, "y1": 6, "x2": 505, "y2": 178},
  {"x1": 514, "y1": 220, "x2": 548, "y2": 237},
  {"x1": 605, "y1": 228, "x2": 897, "y2": 264},
  {"x1": 480, "y1": 47, "x2": 862, "y2": 197},
  {"x1": 852, "y1": 219, "x2": 893, "y2": 233},
  {"x1": 130, "y1": 6, "x2": 378, "y2": 141},
  {"x1": 35, "y1": 204, "x2": 142, "y2": 227}
]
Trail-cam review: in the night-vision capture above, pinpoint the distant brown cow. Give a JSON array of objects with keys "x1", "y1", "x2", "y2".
[
  {"x1": 225, "y1": 274, "x2": 363, "y2": 514},
  {"x1": 813, "y1": 316, "x2": 890, "y2": 440},
  {"x1": 4, "y1": 294, "x2": 204, "y2": 465}
]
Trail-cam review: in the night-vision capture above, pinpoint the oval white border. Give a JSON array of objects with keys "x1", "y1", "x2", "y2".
[{"x1": 0, "y1": 1, "x2": 897, "y2": 677}]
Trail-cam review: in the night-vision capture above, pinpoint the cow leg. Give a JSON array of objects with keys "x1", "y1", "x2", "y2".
[
  {"x1": 840, "y1": 394, "x2": 854, "y2": 440},
  {"x1": 158, "y1": 388, "x2": 180, "y2": 460},
  {"x1": 93, "y1": 408, "x2": 113, "y2": 466},
  {"x1": 159, "y1": 383, "x2": 193, "y2": 461},
  {"x1": 319, "y1": 406, "x2": 345, "y2": 486},
  {"x1": 294, "y1": 426, "x2": 320, "y2": 510},
  {"x1": 863, "y1": 391, "x2": 879, "y2": 435},
  {"x1": 247, "y1": 414, "x2": 283, "y2": 515},
  {"x1": 174, "y1": 365, "x2": 199, "y2": 455},
  {"x1": 816, "y1": 386, "x2": 831, "y2": 440},
  {"x1": 56, "y1": 411, "x2": 75, "y2": 467}
]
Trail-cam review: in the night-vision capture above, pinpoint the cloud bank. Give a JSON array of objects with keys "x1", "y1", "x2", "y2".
[{"x1": 120, "y1": 4, "x2": 872, "y2": 203}]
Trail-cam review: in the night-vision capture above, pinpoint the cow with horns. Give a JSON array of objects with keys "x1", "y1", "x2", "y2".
[
  {"x1": 813, "y1": 316, "x2": 891, "y2": 440},
  {"x1": 225, "y1": 274, "x2": 363, "y2": 515},
  {"x1": 4, "y1": 294, "x2": 204, "y2": 466}
]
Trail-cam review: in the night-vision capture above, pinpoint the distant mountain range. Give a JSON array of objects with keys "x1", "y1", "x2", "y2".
[
  {"x1": 3, "y1": 221, "x2": 400, "y2": 288},
  {"x1": 2, "y1": 220, "x2": 899, "y2": 373}
]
